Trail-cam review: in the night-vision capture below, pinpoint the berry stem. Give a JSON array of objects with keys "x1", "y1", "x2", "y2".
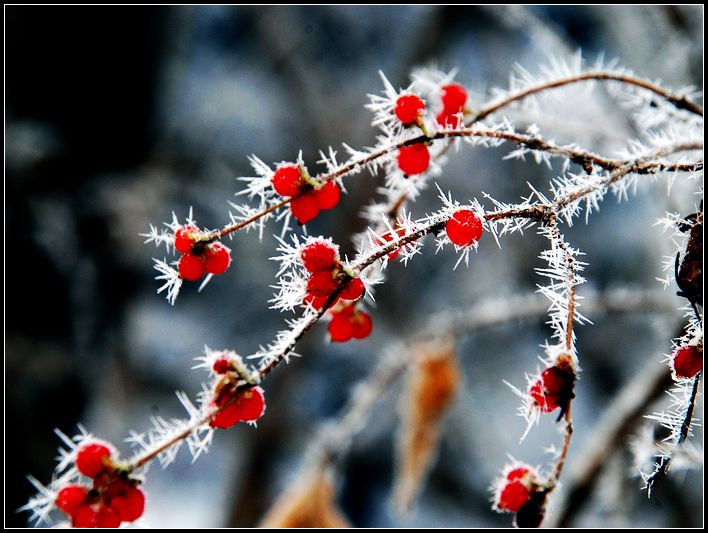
[{"x1": 678, "y1": 372, "x2": 701, "y2": 445}]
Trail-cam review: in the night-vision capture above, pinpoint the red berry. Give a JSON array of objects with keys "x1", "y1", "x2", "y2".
[
  {"x1": 506, "y1": 467, "x2": 529, "y2": 482},
  {"x1": 329, "y1": 313, "x2": 355, "y2": 342},
  {"x1": 213, "y1": 355, "x2": 232, "y2": 375},
  {"x1": 301, "y1": 241, "x2": 338, "y2": 273},
  {"x1": 376, "y1": 228, "x2": 412, "y2": 260},
  {"x1": 303, "y1": 292, "x2": 336, "y2": 310},
  {"x1": 72, "y1": 502, "x2": 121, "y2": 528},
  {"x1": 340, "y1": 277, "x2": 365, "y2": 301},
  {"x1": 174, "y1": 225, "x2": 202, "y2": 254},
  {"x1": 673, "y1": 345, "x2": 703, "y2": 379},
  {"x1": 351, "y1": 311, "x2": 373, "y2": 339},
  {"x1": 76, "y1": 443, "x2": 112, "y2": 479},
  {"x1": 440, "y1": 83, "x2": 467, "y2": 114},
  {"x1": 394, "y1": 94, "x2": 426, "y2": 125},
  {"x1": 205, "y1": 242, "x2": 232, "y2": 275},
  {"x1": 55, "y1": 486, "x2": 88, "y2": 516},
  {"x1": 306, "y1": 271, "x2": 337, "y2": 298},
  {"x1": 445, "y1": 209, "x2": 483, "y2": 246},
  {"x1": 315, "y1": 181, "x2": 341, "y2": 210},
  {"x1": 272, "y1": 164, "x2": 304, "y2": 197},
  {"x1": 497, "y1": 481, "x2": 530, "y2": 513},
  {"x1": 529, "y1": 365, "x2": 575, "y2": 413},
  {"x1": 291, "y1": 191, "x2": 320, "y2": 225},
  {"x1": 210, "y1": 386, "x2": 266, "y2": 429},
  {"x1": 109, "y1": 486, "x2": 145, "y2": 523},
  {"x1": 397, "y1": 144, "x2": 430, "y2": 175},
  {"x1": 436, "y1": 111, "x2": 462, "y2": 128},
  {"x1": 178, "y1": 253, "x2": 207, "y2": 281}
]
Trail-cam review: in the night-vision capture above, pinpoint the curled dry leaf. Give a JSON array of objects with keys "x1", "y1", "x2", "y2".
[
  {"x1": 394, "y1": 337, "x2": 461, "y2": 515},
  {"x1": 259, "y1": 468, "x2": 350, "y2": 528}
]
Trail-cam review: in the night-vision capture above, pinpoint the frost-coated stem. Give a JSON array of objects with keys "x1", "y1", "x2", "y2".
[{"x1": 678, "y1": 372, "x2": 701, "y2": 445}]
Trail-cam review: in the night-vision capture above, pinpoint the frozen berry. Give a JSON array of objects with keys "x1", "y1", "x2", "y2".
[
  {"x1": 303, "y1": 292, "x2": 335, "y2": 311},
  {"x1": 272, "y1": 164, "x2": 304, "y2": 197},
  {"x1": 506, "y1": 467, "x2": 530, "y2": 482},
  {"x1": 397, "y1": 144, "x2": 430, "y2": 175},
  {"x1": 445, "y1": 209, "x2": 483, "y2": 246},
  {"x1": 307, "y1": 271, "x2": 337, "y2": 298},
  {"x1": 498, "y1": 481, "x2": 530, "y2": 513},
  {"x1": 376, "y1": 228, "x2": 413, "y2": 260},
  {"x1": 174, "y1": 225, "x2": 202, "y2": 255},
  {"x1": 205, "y1": 242, "x2": 231, "y2": 275},
  {"x1": 109, "y1": 486, "x2": 145, "y2": 523},
  {"x1": 178, "y1": 253, "x2": 207, "y2": 281},
  {"x1": 213, "y1": 355, "x2": 232, "y2": 375},
  {"x1": 210, "y1": 386, "x2": 266, "y2": 429},
  {"x1": 436, "y1": 111, "x2": 462, "y2": 128},
  {"x1": 291, "y1": 192, "x2": 320, "y2": 225},
  {"x1": 673, "y1": 345, "x2": 703, "y2": 379},
  {"x1": 440, "y1": 83, "x2": 467, "y2": 114},
  {"x1": 529, "y1": 365, "x2": 575, "y2": 413},
  {"x1": 301, "y1": 241, "x2": 338, "y2": 273},
  {"x1": 72, "y1": 502, "x2": 121, "y2": 528},
  {"x1": 340, "y1": 277, "x2": 365, "y2": 301},
  {"x1": 351, "y1": 311, "x2": 373, "y2": 339},
  {"x1": 315, "y1": 181, "x2": 341, "y2": 210},
  {"x1": 395, "y1": 94, "x2": 426, "y2": 125},
  {"x1": 76, "y1": 443, "x2": 112, "y2": 479},
  {"x1": 55, "y1": 486, "x2": 88, "y2": 517},
  {"x1": 329, "y1": 313, "x2": 355, "y2": 342}
]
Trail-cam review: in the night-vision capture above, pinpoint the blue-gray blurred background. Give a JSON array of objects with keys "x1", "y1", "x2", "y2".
[{"x1": 6, "y1": 6, "x2": 702, "y2": 528}]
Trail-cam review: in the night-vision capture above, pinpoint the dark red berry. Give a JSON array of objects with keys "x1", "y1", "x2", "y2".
[
  {"x1": 291, "y1": 192, "x2": 320, "y2": 225},
  {"x1": 55, "y1": 486, "x2": 88, "y2": 517},
  {"x1": 174, "y1": 225, "x2": 202, "y2": 254},
  {"x1": 673, "y1": 345, "x2": 703, "y2": 379},
  {"x1": 497, "y1": 481, "x2": 530, "y2": 513},
  {"x1": 329, "y1": 313, "x2": 355, "y2": 342},
  {"x1": 178, "y1": 253, "x2": 207, "y2": 281},
  {"x1": 109, "y1": 486, "x2": 145, "y2": 523},
  {"x1": 303, "y1": 292, "x2": 334, "y2": 310},
  {"x1": 395, "y1": 94, "x2": 426, "y2": 125},
  {"x1": 340, "y1": 277, "x2": 365, "y2": 301},
  {"x1": 351, "y1": 311, "x2": 373, "y2": 339},
  {"x1": 315, "y1": 181, "x2": 341, "y2": 210},
  {"x1": 210, "y1": 387, "x2": 266, "y2": 429},
  {"x1": 301, "y1": 241, "x2": 338, "y2": 273},
  {"x1": 272, "y1": 164, "x2": 304, "y2": 197},
  {"x1": 72, "y1": 502, "x2": 121, "y2": 528},
  {"x1": 306, "y1": 271, "x2": 337, "y2": 298},
  {"x1": 529, "y1": 365, "x2": 575, "y2": 413},
  {"x1": 397, "y1": 144, "x2": 430, "y2": 175},
  {"x1": 436, "y1": 111, "x2": 462, "y2": 128},
  {"x1": 213, "y1": 356, "x2": 232, "y2": 375},
  {"x1": 440, "y1": 83, "x2": 467, "y2": 114},
  {"x1": 445, "y1": 209, "x2": 483, "y2": 246},
  {"x1": 76, "y1": 443, "x2": 112, "y2": 479},
  {"x1": 506, "y1": 467, "x2": 529, "y2": 481},
  {"x1": 205, "y1": 242, "x2": 231, "y2": 275}
]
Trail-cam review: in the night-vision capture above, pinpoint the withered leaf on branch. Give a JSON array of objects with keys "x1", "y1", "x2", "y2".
[
  {"x1": 394, "y1": 337, "x2": 461, "y2": 515},
  {"x1": 259, "y1": 468, "x2": 351, "y2": 528},
  {"x1": 675, "y1": 204, "x2": 702, "y2": 306}
]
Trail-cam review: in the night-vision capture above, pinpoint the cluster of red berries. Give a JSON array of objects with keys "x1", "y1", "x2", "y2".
[
  {"x1": 209, "y1": 355, "x2": 266, "y2": 429},
  {"x1": 671, "y1": 344, "x2": 703, "y2": 379},
  {"x1": 272, "y1": 163, "x2": 341, "y2": 225},
  {"x1": 494, "y1": 464, "x2": 540, "y2": 513},
  {"x1": 436, "y1": 83, "x2": 468, "y2": 128},
  {"x1": 300, "y1": 240, "x2": 366, "y2": 310},
  {"x1": 328, "y1": 303, "x2": 373, "y2": 342},
  {"x1": 174, "y1": 225, "x2": 232, "y2": 282},
  {"x1": 528, "y1": 360, "x2": 576, "y2": 415},
  {"x1": 445, "y1": 209, "x2": 484, "y2": 247},
  {"x1": 54, "y1": 442, "x2": 145, "y2": 528}
]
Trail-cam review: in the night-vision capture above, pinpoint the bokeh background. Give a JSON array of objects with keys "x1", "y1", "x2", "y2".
[{"x1": 6, "y1": 5, "x2": 703, "y2": 528}]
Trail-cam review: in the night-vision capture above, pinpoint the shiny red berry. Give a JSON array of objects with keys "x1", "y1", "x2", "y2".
[
  {"x1": 174, "y1": 225, "x2": 201, "y2": 255},
  {"x1": 205, "y1": 242, "x2": 231, "y2": 275},
  {"x1": 506, "y1": 467, "x2": 529, "y2": 481},
  {"x1": 529, "y1": 365, "x2": 575, "y2": 413},
  {"x1": 316, "y1": 181, "x2": 341, "y2": 210},
  {"x1": 673, "y1": 345, "x2": 703, "y2": 379},
  {"x1": 303, "y1": 292, "x2": 334, "y2": 310},
  {"x1": 436, "y1": 110, "x2": 462, "y2": 128},
  {"x1": 440, "y1": 83, "x2": 467, "y2": 114},
  {"x1": 351, "y1": 311, "x2": 373, "y2": 339},
  {"x1": 301, "y1": 241, "x2": 338, "y2": 273},
  {"x1": 210, "y1": 386, "x2": 266, "y2": 429},
  {"x1": 395, "y1": 94, "x2": 426, "y2": 125},
  {"x1": 445, "y1": 209, "x2": 483, "y2": 246},
  {"x1": 76, "y1": 443, "x2": 112, "y2": 479},
  {"x1": 340, "y1": 277, "x2": 365, "y2": 301},
  {"x1": 72, "y1": 502, "x2": 121, "y2": 528},
  {"x1": 178, "y1": 253, "x2": 207, "y2": 281},
  {"x1": 291, "y1": 191, "x2": 320, "y2": 225},
  {"x1": 272, "y1": 164, "x2": 304, "y2": 197},
  {"x1": 109, "y1": 486, "x2": 145, "y2": 523},
  {"x1": 497, "y1": 481, "x2": 530, "y2": 513},
  {"x1": 55, "y1": 486, "x2": 88, "y2": 517},
  {"x1": 329, "y1": 313, "x2": 355, "y2": 342},
  {"x1": 307, "y1": 271, "x2": 337, "y2": 298},
  {"x1": 397, "y1": 144, "x2": 430, "y2": 175}
]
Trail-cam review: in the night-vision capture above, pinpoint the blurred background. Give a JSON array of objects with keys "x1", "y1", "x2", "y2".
[{"x1": 6, "y1": 5, "x2": 703, "y2": 528}]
